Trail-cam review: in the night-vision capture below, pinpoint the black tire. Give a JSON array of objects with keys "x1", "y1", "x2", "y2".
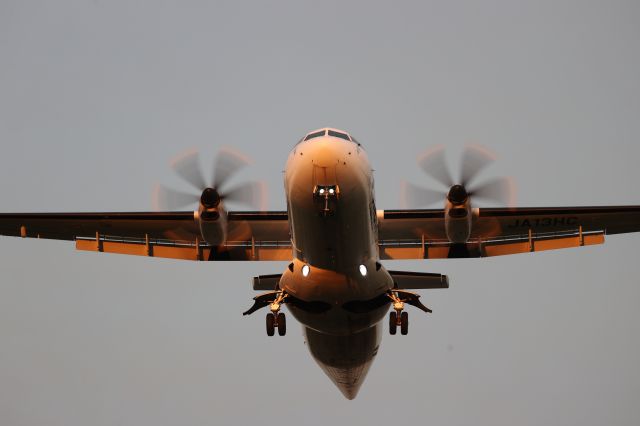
[
  {"x1": 277, "y1": 313, "x2": 287, "y2": 336},
  {"x1": 389, "y1": 312, "x2": 397, "y2": 335},
  {"x1": 266, "y1": 314, "x2": 275, "y2": 336},
  {"x1": 400, "y1": 311, "x2": 409, "y2": 335}
]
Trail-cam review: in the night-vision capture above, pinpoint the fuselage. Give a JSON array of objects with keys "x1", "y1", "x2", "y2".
[{"x1": 278, "y1": 128, "x2": 393, "y2": 399}]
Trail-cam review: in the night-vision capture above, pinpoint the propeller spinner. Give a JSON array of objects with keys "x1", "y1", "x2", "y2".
[
  {"x1": 401, "y1": 145, "x2": 514, "y2": 208},
  {"x1": 154, "y1": 147, "x2": 266, "y2": 212}
]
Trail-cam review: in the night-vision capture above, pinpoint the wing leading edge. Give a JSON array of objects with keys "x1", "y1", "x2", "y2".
[
  {"x1": 378, "y1": 206, "x2": 640, "y2": 259},
  {"x1": 0, "y1": 211, "x2": 291, "y2": 261},
  {"x1": 3, "y1": 206, "x2": 640, "y2": 261}
]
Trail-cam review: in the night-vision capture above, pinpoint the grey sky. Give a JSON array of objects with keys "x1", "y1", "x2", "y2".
[{"x1": 1, "y1": 0, "x2": 640, "y2": 425}]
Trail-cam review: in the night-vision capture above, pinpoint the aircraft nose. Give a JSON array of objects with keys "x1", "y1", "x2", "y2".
[
  {"x1": 304, "y1": 325, "x2": 380, "y2": 400},
  {"x1": 302, "y1": 137, "x2": 352, "y2": 167}
]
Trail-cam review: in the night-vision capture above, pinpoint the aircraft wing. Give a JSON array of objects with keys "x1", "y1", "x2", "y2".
[
  {"x1": 377, "y1": 206, "x2": 640, "y2": 259},
  {"x1": 0, "y1": 211, "x2": 291, "y2": 261}
]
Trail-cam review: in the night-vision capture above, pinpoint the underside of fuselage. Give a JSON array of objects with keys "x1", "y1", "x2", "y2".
[
  {"x1": 279, "y1": 128, "x2": 395, "y2": 398},
  {"x1": 304, "y1": 324, "x2": 382, "y2": 400}
]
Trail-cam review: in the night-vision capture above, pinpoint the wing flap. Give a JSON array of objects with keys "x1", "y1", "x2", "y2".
[
  {"x1": 75, "y1": 235, "x2": 292, "y2": 261},
  {"x1": 381, "y1": 247, "x2": 423, "y2": 260},
  {"x1": 379, "y1": 229, "x2": 604, "y2": 259},
  {"x1": 76, "y1": 236, "x2": 206, "y2": 260},
  {"x1": 482, "y1": 229, "x2": 604, "y2": 257}
]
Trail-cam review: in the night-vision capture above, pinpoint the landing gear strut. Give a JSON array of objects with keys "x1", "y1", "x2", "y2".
[
  {"x1": 387, "y1": 289, "x2": 431, "y2": 336},
  {"x1": 244, "y1": 290, "x2": 288, "y2": 337},
  {"x1": 265, "y1": 292, "x2": 287, "y2": 336}
]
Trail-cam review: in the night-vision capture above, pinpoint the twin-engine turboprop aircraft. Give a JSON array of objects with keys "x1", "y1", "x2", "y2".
[{"x1": 2, "y1": 127, "x2": 640, "y2": 399}]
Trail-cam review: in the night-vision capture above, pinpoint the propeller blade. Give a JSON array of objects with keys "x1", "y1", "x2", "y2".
[
  {"x1": 469, "y1": 177, "x2": 514, "y2": 205},
  {"x1": 170, "y1": 149, "x2": 207, "y2": 190},
  {"x1": 460, "y1": 145, "x2": 497, "y2": 187},
  {"x1": 222, "y1": 181, "x2": 267, "y2": 210},
  {"x1": 157, "y1": 147, "x2": 265, "y2": 211},
  {"x1": 401, "y1": 181, "x2": 447, "y2": 208},
  {"x1": 153, "y1": 185, "x2": 199, "y2": 211},
  {"x1": 212, "y1": 147, "x2": 253, "y2": 190},
  {"x1": 417, "y1": 146, "x2": 454, "y2": 188}
]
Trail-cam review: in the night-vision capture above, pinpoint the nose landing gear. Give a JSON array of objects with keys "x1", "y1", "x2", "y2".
[{"x1": 387, "y1": 290, "x2": 431, "y2": 336}]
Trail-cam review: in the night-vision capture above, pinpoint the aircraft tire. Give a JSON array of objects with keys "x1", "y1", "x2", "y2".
[
  {"x1": 389, "y1": 312, "x2": 397, "y2": 335},
  {"x1": 277, "y1": 313, "x2": 287, "y2": 336},
  {"x1": 400, "y1": 312, "x2": 409, "y2": 335},
  {"x1": 266, "y1": 313, "x2": 275, "y2": 336}
]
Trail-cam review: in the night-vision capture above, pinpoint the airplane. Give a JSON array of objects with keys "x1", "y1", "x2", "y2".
[{"x1": 2, "y1": 127, "x2": 640, "y2": 400}]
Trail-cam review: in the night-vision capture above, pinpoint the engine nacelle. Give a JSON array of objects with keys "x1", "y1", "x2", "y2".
[
  {"x1": 444, "y1": 185, "x2": 472, "y2": 243},
  {"x1": 196, "y1": 205, "x2": 227, "y2": 245},
  {"x1": 195, "y1": 188, "x2": 227, "y2": 245}
]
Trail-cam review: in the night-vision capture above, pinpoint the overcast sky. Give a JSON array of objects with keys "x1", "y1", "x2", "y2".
[{"x1": 1, "y1": 1, "x2": 640, "y2": 425}]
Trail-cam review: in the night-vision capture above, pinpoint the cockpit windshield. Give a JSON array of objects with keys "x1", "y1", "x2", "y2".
[
  {"x1": 304, "y1": 130, "x2": 326, "y2": 141},
  {"x1": 299, "y1": 128, "x2": 359, "y2": 145},
  {"x1": 327, "y1": 130, "x2": 351, "y2": 141}
]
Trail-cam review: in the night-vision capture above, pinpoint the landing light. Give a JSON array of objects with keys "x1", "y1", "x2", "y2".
[
  {"x1": 319, "y1": 188, "x2": 325, "y2": 195},
  {"x1": 359, "y1": 264, "x2": 367, "y2": 276},
  {"x1": 302, "y1": 264, "x2": 310, "y2": 277},
  {"x1": 329, "y1": 188, "x2": 335, "y2": 195}
]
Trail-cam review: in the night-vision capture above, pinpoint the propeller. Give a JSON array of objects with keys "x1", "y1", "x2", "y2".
[
  {"x1": 401, "y1": 145, "x2": 515, "y2": 208},
  {"x1": 153, "y1": 147, "x2": 267, "y2": 211}
]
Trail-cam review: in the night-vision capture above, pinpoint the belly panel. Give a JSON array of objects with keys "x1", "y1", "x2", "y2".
[{"x1": 304, "y1": 323, "x2": 382, "y2": 400}]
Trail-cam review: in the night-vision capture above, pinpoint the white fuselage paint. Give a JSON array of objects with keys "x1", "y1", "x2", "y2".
[
  {"x1": 278, "y1": 130, "x2": 394, "y2": 399},
  {"x1": 280, "y1": 134, "x2": 394, "y2": 314}
]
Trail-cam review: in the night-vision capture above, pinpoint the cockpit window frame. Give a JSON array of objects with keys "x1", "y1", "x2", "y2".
[
  {"x1": 327, "y1": 130, "x2": 351, "y2": 141},
  {"x1": 303, "y1": 130, "x2": 327, "y2": 141}
]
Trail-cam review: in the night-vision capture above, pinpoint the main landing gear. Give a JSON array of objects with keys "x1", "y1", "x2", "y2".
[
  {"x1": 266, "y1": 312, "x2": 286, "y2": 336},
  {"x1": 387, "y1": 289, "x2": 432, "y2": 336},
  {"x1": 266, "y1": 294, "x2": 287, "y2": 337},
  {"x1": 243, "y1": 290, "x2": 288, "y2": 337},
  {"x1": 389, "y1": 310, "x2": 409, "y2": 336}
]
